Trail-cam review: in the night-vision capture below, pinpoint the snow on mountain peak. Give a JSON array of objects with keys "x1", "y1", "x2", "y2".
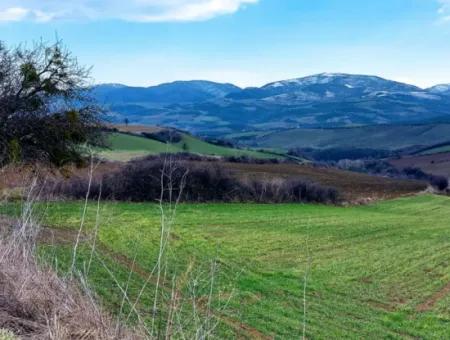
[{"x1": 428, "y1": 84, "x2": 450, "y2": 94}]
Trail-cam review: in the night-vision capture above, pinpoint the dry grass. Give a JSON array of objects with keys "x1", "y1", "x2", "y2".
[
  {"x1": 0, "y1": 214, "x2": 141, "y2": 339},
  {"x1": 0, "y1": 162, "x2": 122, "y2": 201}
]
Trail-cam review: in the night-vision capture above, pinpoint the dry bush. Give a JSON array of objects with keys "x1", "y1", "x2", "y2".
[
  {"x1": 0, "y1": 161, "x2": 123, "y2": 201},
  {"x1": 240, "y1": 177, "x2": 339, "y2": 203},
  {"x1": 47, "y1": 157, "x2": 340, "y2": 204},
  {"x1": 0, "y1": 215, "x2": 141, "y2": 340}
]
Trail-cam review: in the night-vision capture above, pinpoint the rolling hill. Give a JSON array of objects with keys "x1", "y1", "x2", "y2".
[
  {"x1": 228, "y1": 124, "x2": 450, "y2": 151},
  {"x1": 98, "y1": 131, "x2": 280, "y2": 161},
  {"x1": 93, "y1": 80, "x2": 240, "y2": 106}
]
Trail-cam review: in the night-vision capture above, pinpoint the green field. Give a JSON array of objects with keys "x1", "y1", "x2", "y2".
[
  {"x1": 99, "y1": 132, "x2": 280, "y2": 161},
  {"x1": 2, "y1": 195, "x2": 450, "y2": 338},
  {"x1": 420, "y1": 144, "x2": 450, "y2": 155},
  {"x1": 231, "y1": 124, "x2": 450, "y2": 151}
]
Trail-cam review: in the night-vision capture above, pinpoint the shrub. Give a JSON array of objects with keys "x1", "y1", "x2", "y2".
[
  {"x1": 430, "y1": 176, "x2": 449, "y2": 191},
  {"x1": 48, "y1": 176, "x2": 105, "y2": 200},
  {"x1": 333, "y1": 160, "x2": 449, "y2": 191},
  {"x1": 224, "y1": 155, "x2": 281, "y2": 164},
  {"x1": 240, "y1": 178, "x2": 339, "y2": 204},
  {"x1": 48, "y1": 157, "x2": 340, "y2": 204},
  {"x1": 104, "y1": 159, "x2": 249, "y2": 202}
]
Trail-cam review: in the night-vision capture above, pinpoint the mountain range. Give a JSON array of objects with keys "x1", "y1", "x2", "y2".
[{"x1": 93, "y1": 73, "x2": 450, "y2": 136}]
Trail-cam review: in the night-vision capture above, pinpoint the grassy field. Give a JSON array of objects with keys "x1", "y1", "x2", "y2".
[
  {"x1": 2, "y1": 195, "x2": 450, "y2": 338},
  {"x1": 230, "y1": 124, "x2": 450, "y2": 150},
  {"x1": 99, "y1": 132, "x2": 280, "y2": 161},
  {"x1": 420, "y1": 145, "x2": 450, "y2": 155}
]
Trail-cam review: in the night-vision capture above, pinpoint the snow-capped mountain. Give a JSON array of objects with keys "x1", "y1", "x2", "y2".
[
  {"x1": 428, "y1": 84, "x2": 450, "y2": 95},
  {"x1": 227, "y1": 73, "x2": 423, "y2": 102},
  {"x1": 93, "y1": 73, "x2": 450, "y2": 135}
]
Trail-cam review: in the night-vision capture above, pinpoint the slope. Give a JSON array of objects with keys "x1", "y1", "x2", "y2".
[
  {"x1": 231, "y1": 124, "x2": 450, "y2": 150},
  {"x1": 99, "y1": 132, "x2": 280, "y2": 161}
]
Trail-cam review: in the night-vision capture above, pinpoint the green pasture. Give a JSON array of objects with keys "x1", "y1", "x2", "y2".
[
  {"x1": 2, "y1": 195, "x2": 450, "y2": 338},
  {"x1": 99, "y1": 132, "x2": 280, "y2": 161}
]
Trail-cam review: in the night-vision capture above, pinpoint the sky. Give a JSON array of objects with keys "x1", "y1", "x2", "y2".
[{"x1": 2, "y1": 0, "x2": 450, "y2": 88}]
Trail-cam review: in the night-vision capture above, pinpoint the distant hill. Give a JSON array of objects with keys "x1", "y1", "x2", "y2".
[
  {"x1": 94, "y1": 73, "x2": 450, "y2": 135},
  {"x1": 228, "y1": 124, "x2": 450, "y2": 151},
  {"x1": 93, "y1": 80, "x2": 240, "y2": 105}
]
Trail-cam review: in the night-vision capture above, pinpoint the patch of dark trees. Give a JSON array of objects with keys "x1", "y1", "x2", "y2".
[
  {"x1": 203, "y1": 138, "x2": 235, "y2": 148},
  {"x1": 141, "y1": 130, "x2": 183, "y2": 143},
  {"x1": 47, "y1": 156, "x2": 339, "y2": 204},
  {"x1": 288, "y1": 147, "x2": 448, "y2": 191},
  {"x1": 288, "y1": 147, "x2": 399, "y2": 162}
]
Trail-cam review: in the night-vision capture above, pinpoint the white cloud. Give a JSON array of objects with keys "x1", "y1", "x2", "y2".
[
  {"x1": 0, "y1": 0, "x2": 258, "y2": 23},
  {"x1": 0, "y1": 6, "x2": 55, "y2": 22},
  {"x1": 0, "y1": 7, "x2": 28, "y2": 22},
  {"x1": 437, "y1": 0, "x2": 450, "y2": 21}
]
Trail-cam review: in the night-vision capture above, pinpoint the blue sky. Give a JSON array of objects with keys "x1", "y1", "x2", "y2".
[{"x1": 2, "y1": 0, "x2": 450, "y2": 88}]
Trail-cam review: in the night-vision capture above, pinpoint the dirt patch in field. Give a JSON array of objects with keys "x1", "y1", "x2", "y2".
[
  {"x1": 366, "y1": 299, "x2": 396, "y2": 312},
  {"x1": 416, "y1": 282, "x2": 450, "y2": 312},
  {"x1": 220, "y1": 315, "x2": 274, "y2": 340},
  {"x1": 38, "y1": 227, "x2": 86, "y2": 246}
]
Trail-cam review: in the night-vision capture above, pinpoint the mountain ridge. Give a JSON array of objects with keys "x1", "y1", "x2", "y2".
[{"x1": 93, "y1": 73, "x2": 450, "y2": 135}]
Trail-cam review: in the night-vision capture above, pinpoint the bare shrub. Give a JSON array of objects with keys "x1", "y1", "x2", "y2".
[
  {"x1": 334, "y1": 160, "x2": 449, "y2": 191},
  {"x1": 430, "y1": 176, "x2": 449, "y2": 191},
  {"x1": 241, "y1": 178, "x2": 339, "y2": 204},
  {"x1": 47, "y1": 157, "x2": 340, "y2": 204}
]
